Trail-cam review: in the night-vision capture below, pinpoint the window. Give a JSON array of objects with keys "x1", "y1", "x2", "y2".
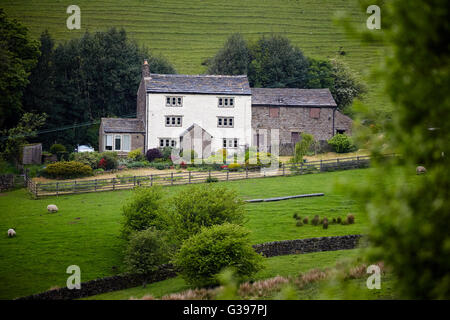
[
  {"x1": 269, "y1": 107, "x2": 279, "y2": 118},
  {"x1": 105, "y1": 135, "x2": 113, "y2": 151},
  {"x1": 309, "y1": 108, "x2": 321, "y2": 119},
  {"x1": 223, "y1": 138, "x2": 238, "y2": 149},
  {"x1": 104, "y1": 134, "x2": 130, "y2": 151},
  {"x1": 218, "y1": 97, "x2": 235, "y2": 108},
  {"x1": 165, "y1": 116, "x2": 182, "y2": 127},
  {"x1": 218, "y1": 117, "x2": 234, "y2": 128},
  {"x1": 159, "y1": 138, "x2": 177, "y2": 147},
  {"x1": 166, "y1": 96, "x2": 183, "y2": 107}
]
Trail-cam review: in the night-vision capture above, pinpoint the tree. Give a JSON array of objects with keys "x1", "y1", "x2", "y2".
[
  {"x1": 207, "y1": 33, "x2": 251, "y2": 75},
  {"x1": 293, "y1": 133, "x2": 314, "y2": 163},
  {"x1": 248, "y1": 34, "x2": 309, "y2": 88},
  {"x1": 354, "y1": 0, "x2": 450, "y2": 299},
  {"x1": 0, "y1": 9, "x2": 40, "y2": 129},
  {"x1": 0, "y1": 113, "x2": 47, "y2": 164}
]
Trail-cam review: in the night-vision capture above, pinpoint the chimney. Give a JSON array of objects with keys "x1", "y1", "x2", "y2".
[{"x1": 142, "y1": 59, "x2": 150, "y2": 78}]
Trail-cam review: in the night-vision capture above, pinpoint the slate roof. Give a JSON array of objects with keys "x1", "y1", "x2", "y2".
[
  {"x1": 101, "y1": 118, "x2": 145, "y2": 133},
  {"x1": 145, "y1": 74, "x2": 251, "y2": 95},
  {"x1": 251, "y1": 88, "x2": 337, "y2": 107}
]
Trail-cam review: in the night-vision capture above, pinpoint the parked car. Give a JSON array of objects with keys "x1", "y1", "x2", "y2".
[{"x1": 75, "y1": 145, "x2": 95, "y2": 153}]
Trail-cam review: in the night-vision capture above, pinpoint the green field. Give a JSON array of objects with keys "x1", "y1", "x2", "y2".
[
  {"x1": 1, "y1": 0, "x2": 390, "y2": 112},
  {"x1": 0, "y1": 168, "x2": 374, "y2": 299}
]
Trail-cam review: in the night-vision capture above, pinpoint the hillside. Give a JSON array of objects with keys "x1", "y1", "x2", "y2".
[{"x1": 1, "y1": 0, "x2": 390, "y2": 111}]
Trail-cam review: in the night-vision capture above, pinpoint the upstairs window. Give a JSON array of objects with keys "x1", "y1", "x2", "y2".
[
  {"x1": 218, "y1": 97, "x2": 235, "y2": 108},
  {"x1": 166, "y1": 96, "x2": 183, "y2": 107},
  {"x1": 269, "y1": 107, "x2": 280, "y2": 118},
  {"x1": 165, "y1": 116, "x2": 182, "y2": 127},
  {"x1": 159, "y1": 138, "x2": 177, "y2": 147},
  {"x1": 309, "y1": 108, "x2": 321, "y2": 119},
  {"x1": 218, "y1": 117, "x2": 234, "y2": 128}
]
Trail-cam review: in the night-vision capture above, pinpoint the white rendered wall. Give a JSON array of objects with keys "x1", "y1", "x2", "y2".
[{"x1": 146, "y1": 93, "x2": 252, "y2": 154}]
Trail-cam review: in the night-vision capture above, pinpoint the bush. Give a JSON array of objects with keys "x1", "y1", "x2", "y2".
[
  {"x1": 43, "y1": 161, "x2": 93, "y2": 179},
  {"x1": 146, "y1": 148, "x2": 163, "y2": 162},
  {"x1": 327, "y1": 134, "x2": 355, "y2": 153},
  {"x1": 296, "y1": 220, "x2": 303, "y2": 227},
  {"x1": 311, "y1": 215, "x2": 320, "y2": 226},
  {"x1": 160, "y1": 147, "x2": 174, "y2": 161},
  {"x1": 228, "y1": 163, "x2": 241, "y2": 171},
  {"x1": 124, "y1": 228, "x2": 173, "y2": 274},
  {"x1": 169, "y1": 184, "x2": 245, "y2": 242},
  {"x1": 50, "y1": 144, "x2": 66, "y2": 155},
  {"x1": 98, "y1": 151, "x2": 118, "y2": 170},
  {"x1": 69, "y1": 152, "x2": 100, "y2": 169},
  {"x1": 293, "y1": 133, "x2": 314, "y2": 163},
  {"x1": 337, "y1": 217, "x2": 342, "y2": 224},
  {"x1": 121, "y1": 186, "x2": 168, "y2": 239},
  {"x1": 346, "y1": 214, "x2": 355, "y2": 224},
  {"x1": 128, "y1": 148, "x2": 144, "y2": 161},
  {"x1": 173, "y1": 224, "x2": 264, "y2": 287}
]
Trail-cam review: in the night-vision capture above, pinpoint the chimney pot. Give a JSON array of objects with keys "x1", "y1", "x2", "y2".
[{"x1": 142, "y1": 59, "x2": 150, "y2": 78}]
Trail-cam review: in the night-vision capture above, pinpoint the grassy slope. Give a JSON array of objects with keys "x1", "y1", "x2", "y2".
[
  {"x1": 1, "y1": 0, "x2": 390, "y2": 112},
  {"x1": 0, "y1": 168, "x2": 371, "y2": 299}
]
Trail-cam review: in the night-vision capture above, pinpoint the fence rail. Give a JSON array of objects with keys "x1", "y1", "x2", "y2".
[{"x1": 26, "y1": 154, "x2": 392, "y2": 198}]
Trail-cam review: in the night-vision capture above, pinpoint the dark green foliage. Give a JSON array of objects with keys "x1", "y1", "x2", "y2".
[
  {"x1": 296, "y1": 220, "x2": 303, "y2": 227},
  {"x1": 332, "y1": 218, "x2": 337, "y2": 224},
  {"x1": 49, "y1": 144, "x2": 66, "y2": 154},
  {"x1": 355, "y1": 0, "x2": 450, "y2": 299},
  {"x1": 169, "y1": 184, "x2": 245, "y2": 242},
  {"x1": 43, "y1": 161, "x2": 93, "y2": 179},
  {"x1": 293, "y1": 213, "x2": 299, "y2": 220},
  {"x1": 124, "y1": 228, "x2": 173, "y2": 274},
  {"x1": 70, "y1": 151, "x2": 100, "y2": 169},
  {"x1": 311, "y1": 215, "x2": 320, "y2": 226},
  {"x1": 337, "y1": 216, "x2": 342, "y2": 224},
  {"x1": 173, "y1": 223, "x2": 264, "y2": 287},
  {"x1": 24, "y1": 28, "x2": 175, "y2": 150},
  {"x1": 98, "y1": 151, "x2": 118, "y2": 170},
  {"x1": 160, "y1": 146, "x2": 174, "y2": 161},
  {"x1": 327, "y1": 134, "x2": 355, "y2": 153},
  {"x1": 248, "y1": 34, "x2": 309, "y2": 88},
  {"x1": 0, "y1": 113, "x2": 47, "y2": 164},
  {"x1": 293, "y1": 133, "x2": 314, "y2": 163},
  {"x1": 121, "y1": 186, "x2": 168, "y2": 239},
  {"x1": 207, "y1": 33, "x2": 251, "y2": 75},
  {"x1": 0, "y1": 9, "x2": 40, "y2": 129},
  {"x1": 206, "y1": 176, "x2": 219, "y2": 183}
]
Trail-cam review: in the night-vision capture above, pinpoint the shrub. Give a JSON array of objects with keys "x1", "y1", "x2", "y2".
[
  {"x1": 228, "y1": 163, "x2": 241, "y2": 171},
  {"x1": 43, "y1": 161, "x2": 93, "y2": 179},
  {"x1": 169, "y1": 184, "x2": 245, "y2": 242},
  {"x1": 50, "y1": 143, "x2": 66, "y2": 155},
  {"x1": 160, "y1": 147, "x2": 174, "y2": 161},
  {"x1": 303, "y1": 217, "x2": 309, "y2": 224},
  {"x1": 146, "y1": 148, "x2": 163, "y2": 162},
  {"x1": 296, "y1": 220, "x2": 303, "y2": 227},
  {"x1": 346, "y1": 214, "x2": 355, "y2": 224},
  {"x1": 293, "y1": 133, "x2": 314, "y2": 163},
  {"x1": 327, "y1": 134, "x2": 355, "y2": 153},
  {"x1": 69, "y1": 152, "x2": 100, "y2": 169},
  {"x1": 128, "y1": 148, "x2": 144, "y2": 161},
  {"x1": 206, "y1": 176, "x2": 219, "y2": 183},
  {"x1": 121, "y1": 186, "x2": 168, "y2": 239},
  {"x1": 337, "y1": 216, "x2": 342, "y2": 224},
  {"x1": 98, "y1": 151, "x2": 118, "y2": 170},
  {"x1": 311, "y1": 215, "x2": 320, "y2": 226},
  {"x1": 173, "y1": 224, "x2": 264, "y2": 287},
  {"x1": 332, "y1": 218, "x2": 337, "y2": 224},
  {"x1": 124, "y1": 228, "x2": 173, "y2": 274}
]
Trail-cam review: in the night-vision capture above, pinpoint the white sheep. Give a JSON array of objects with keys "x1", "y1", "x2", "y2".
[
  {"x1": 7, "y1": 229, "x2": 16, "y2": 237},
  {"x1": 47, "y1": 204, "x2": 58, "y2": 213}
]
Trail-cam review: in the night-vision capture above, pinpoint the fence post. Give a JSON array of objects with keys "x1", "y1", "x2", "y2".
[
  {"x1": 320, "y1": 159, "x2": 323, "y2": 172},
  {"x1": 73, "y1": 180, "x2": 76, "y2": 192},
  {"x1": 189, "y1": 171, "x2": 191, "y2": 184},
  {"x1": 357, "y1": 156, "x2": 360, "y2": 167},
  {"x1": 151, "y1": 175, "x2": 153, "y2": 186},
  {"x1": 209, "y1": 169, "x2": 211, "y2": 179},
  {"x1": 282, "y1": 163, "x2": 285, "y2": 176},
  {"x1": 227, "y1": 170, "x2": 229, "y2": 181},
  {"x1": 246, "y1": 166, "x2": 248, "y2": 179},
  {"x1": 112, "y1": 178, "x2": 115, "y2": 191},
  {"x1": 95, "y1": 179, "x2": 97, "y2": 191},
  {"x1": 300, "y1": 162, "x2": 303, "y2": 174},
  {"x1": 134, "y1": 176, "x2": 136, "y2": 187},
  {"x1": 171, "y1": 172, "x2": 174, "y2": 185},
  {"x1": 56, "y1": 182, "x2": 59, "y2": 196}
]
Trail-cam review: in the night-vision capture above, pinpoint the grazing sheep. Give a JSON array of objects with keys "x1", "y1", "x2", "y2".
[
  {"x1": 7, "y1": 229, "x2": 16, "y2": 237},
  {"x1": 47, "y1": 204, "x2": 58, "y2": 213},
  {"x1": 416, "y1": 166, "x2": 427, "y2": 175}
]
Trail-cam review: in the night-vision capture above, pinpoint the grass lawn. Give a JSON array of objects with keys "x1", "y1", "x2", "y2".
[
  {"x1": 0, "y1": 168, "x2": 385, "y2": 299},
  {"x1": 86, "y1": 249, "x2": 396, "y2": 300},
  {"x1": 1, "y1": 0, "x2": 391, "y2": 113}
]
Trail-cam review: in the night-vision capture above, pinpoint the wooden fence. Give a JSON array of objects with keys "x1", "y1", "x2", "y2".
[{"x1": 26, "y1": 155, "x2": 385, "y2": 198}]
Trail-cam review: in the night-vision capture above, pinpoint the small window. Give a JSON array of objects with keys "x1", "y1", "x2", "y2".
[
  {"x1": 309, "y1": 108, "x2": 321, "y2": 119},
  {"x1": 223, "y1": 139, "x2": 227, "y2": 148},
  {"x1": 105, "y1": 135, "x2": 113, "y2": 151},
  {"x1": 166, "y1": 96, "x2": 183, "y2": 107},
  {"x1": 219, "y1": 98, "x2": 223, "y2": 106},
  {"x1": 160, "y1": 139, "x2": 164, "y2": 147},
  {"x1": 218, "y1": 117, "x2": 234, "y2": 128},
  {"x1": 230, "y1": 98, "x2": 234, "y2": 106},
  {"x1": 115, "y1": 135, "x2": 121, "y2": 151},
  {"x1": 218, "y1": 97, "x2": 235, "y2": 108},
  {"x1": 171, "y1": 140, "x2": 176, "y2": 147},
  {"x1": 234, "y1": 139, "x2": 238, "y2": 148},
  {"x1": 166, "y1": 117, "x2": 170, "y2": 125},
  {"x1": 123, "y1": 135, "x2": 131, "y2": 151},
  {"x1": 159, "y1": 138, "x2": 176, "y2": 148},
  {"x1": 224, "y1": 98, "x2": 228, "y2": 106},
  {"x1": 166, "y1": 97, "x2": 170, "y2": 105},
  {"x1": 165, "y1": 116, "x2": 182, "y2": 127},
  {"x1": 223, "y1": 138, "x2": 239, "y2": 149},
  {"x1": 177, "y1": 97, "x2": 182, "y2": 105}
]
